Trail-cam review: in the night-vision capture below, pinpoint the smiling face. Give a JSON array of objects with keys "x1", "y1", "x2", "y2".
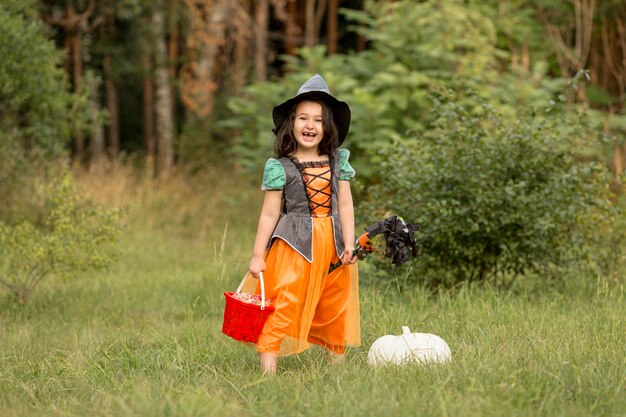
[{"x1": 292, "y1": 100, "x2": 324, "y2": 154}]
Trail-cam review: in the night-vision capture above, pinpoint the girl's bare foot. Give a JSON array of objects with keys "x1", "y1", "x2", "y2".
[
  {"x1": 326, "y1": 350, "x2": 344, "y2": 365},
  {"x1": 259, "y1": 352, "x2": 278, "y2": 375}
]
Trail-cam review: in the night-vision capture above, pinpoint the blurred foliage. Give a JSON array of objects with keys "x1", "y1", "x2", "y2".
[
  {"x1": 0, "y1": 138, "x2": 34, "y2": 222},
  {"x1": 0, "y1": 0, "x2": 88, "y2": 156},
  {"x1": 220, "y1": 0, "x2": 573, "y2": 180},
  {"x1": 0, "y1": 0, "x2": 92, "y2": 225},
  {"x1": 364, "y1": 89, "x2": 620, "y2": 288},
  {"x1": 0, "y1": 174, "x2": 121, "y2": 304}
]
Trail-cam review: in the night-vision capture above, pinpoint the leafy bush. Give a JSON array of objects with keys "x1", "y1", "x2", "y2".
[
  {"x1": 365, "y1": 90, "x2": 615, "y2": 288},
  {"x1": 0, "y1": 0, "x2": 85, "y2": 156},
  {"x1": 0, "y1": 0, "x2": 90, "y2": 223},
  {"x1": 581, "y1": 190, "x2": 626, "y2": 283},
  {"x1": 0, "y1": 175, "x2": 121, "y2": 304}
]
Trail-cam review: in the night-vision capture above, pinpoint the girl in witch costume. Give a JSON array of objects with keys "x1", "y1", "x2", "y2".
[{"x1": 247, "y1": 74, "x2": 360, "y2": 374}]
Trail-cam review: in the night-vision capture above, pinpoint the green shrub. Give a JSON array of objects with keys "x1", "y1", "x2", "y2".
[
  {"x1": 365, "y1": 90, "x2": 615, "y2": 288},
  {"x1": 0, "y1": 0, "x2": 90, "y2": 223},
  {"x1": 0, "y1": 174, "x2": 121, "y2": 304},
  {"x1": 581, "y1": 190, "x2": 626, "y2": 283},
  {"x1": 0, "y1": 0, "x2": 85, "y2": 156}
]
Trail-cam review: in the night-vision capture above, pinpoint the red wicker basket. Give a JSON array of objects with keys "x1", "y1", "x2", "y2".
[{"x1": 222, "y1": 272, "x2": 274, "y2": 343}]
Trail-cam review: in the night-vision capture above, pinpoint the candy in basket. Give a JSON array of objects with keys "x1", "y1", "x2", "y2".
[{"x1": 222, "y1": 272, "x2": 275, "y2": 343}]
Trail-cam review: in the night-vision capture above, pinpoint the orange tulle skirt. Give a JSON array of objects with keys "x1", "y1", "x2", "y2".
[{"x1": 245, "y1": 216, "x2": 360, "y2": 356}]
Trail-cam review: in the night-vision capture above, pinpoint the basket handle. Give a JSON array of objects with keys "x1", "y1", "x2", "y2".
[{"x1": 235, "y1": 272, "x2": 269, "y2": 310}]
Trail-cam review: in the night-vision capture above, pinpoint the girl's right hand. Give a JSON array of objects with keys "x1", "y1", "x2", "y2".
[{"x1": 248, "y1": 256, "x2": 266, "y2": 279}]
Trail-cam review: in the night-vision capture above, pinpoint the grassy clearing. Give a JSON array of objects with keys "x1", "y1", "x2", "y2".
[{"x1": 0, "y1": 167, "x2": 624, "y2": 417}]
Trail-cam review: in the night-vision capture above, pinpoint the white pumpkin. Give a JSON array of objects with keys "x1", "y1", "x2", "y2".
[{"x1": 367, "y1": 326, "x2": 451, "y2": 366}]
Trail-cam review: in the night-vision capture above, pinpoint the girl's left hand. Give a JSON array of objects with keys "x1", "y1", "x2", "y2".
[{"x1": 341, "y1": 246, "x2": 358, "y2": 265}]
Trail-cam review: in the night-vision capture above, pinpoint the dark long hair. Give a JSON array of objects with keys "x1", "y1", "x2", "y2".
[{"x1": 273, "y1": 99, "x2": 340, "y2": 158}]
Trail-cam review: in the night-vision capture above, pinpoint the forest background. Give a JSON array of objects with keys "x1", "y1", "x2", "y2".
[{"x1": 1, "y1": 0, "x2": 625, "y2": 416}]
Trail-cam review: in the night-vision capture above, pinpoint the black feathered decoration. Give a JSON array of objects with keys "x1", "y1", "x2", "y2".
[
  {"x1": 365, "y1": 215, "x2": 420, "y2": 266},
  {"x1": 329, "y1": 215, "x2": 420, "y2": 273}
]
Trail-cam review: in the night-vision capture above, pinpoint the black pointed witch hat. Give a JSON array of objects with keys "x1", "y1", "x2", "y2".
[{"x1": 272, "y1": 74, "x2": 351, "y2": 145}]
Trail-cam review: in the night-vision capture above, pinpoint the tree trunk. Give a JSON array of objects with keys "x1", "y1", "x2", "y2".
[
  {"x1": 153, "y1": 9, "x2": 174, "y2": 178},
  {"x1": 89, "y1": 86, "x2": 106, "y2": 164},
  {"x1": 598, "y1": 17, "x2": 626, "y2": 111},
  {"x1": 255, "y1": 0, "x2": 269, "y2": 81},
  {"x1": 142, "y1": 47, "x2": 156, "y2": 166},
  {"x1": 327, "y1": 0, "x2": 338, "y2": 54},
  {"x1": 72, "y1": 34, "x2": 85, "y2": 160},
  {"x1": 305, "y1": 0, "x2": 316, "y2": 47},
  {"x1": 102, "y1": 54, "x2": 119, "y2": 157},
  {"x1": 180, "y1": 0, "x2": 230, "y2": 119},
  {"x1": 614, "y1": 142, "x2": 623, "y2": 177},
  {"x1": 539, "y1": 0, "x2": 597, "y2": 102},
  {"x1": 314, "y1": 0, "x2": 327, "y2": 45},
  {"x1": 232, "y1": 0, "x2": 252, "y2": 90},
  {"x1": 356, "y1": 34, "x2": 367, "y2": 52},
  {"x1": 285, "y1": 0, "x2": 299, "y2": 55},
  {"x1": 66, "y1": 3, "x2": 85, "y2": 160},
  {"x1": 167, "y1": 0, "x2": 180, "y2": 122}
]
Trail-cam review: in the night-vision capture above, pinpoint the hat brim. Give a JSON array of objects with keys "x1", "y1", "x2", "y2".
[{"x1": 272, "y1": 91, "x2": 351, "y2": 145}]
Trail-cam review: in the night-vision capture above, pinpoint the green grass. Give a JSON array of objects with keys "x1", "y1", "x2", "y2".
[{"x1": 0, "y1": 174, "x2": 624, "y2": 417}]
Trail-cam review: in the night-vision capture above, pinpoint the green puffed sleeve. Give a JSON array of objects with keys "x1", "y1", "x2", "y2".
[
  {"x1": 261, "y1": 158, "x2": 286, "y2": 190},
  {"x1": 338, "y1": 149, "x2": 356, "y2": 181}
]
